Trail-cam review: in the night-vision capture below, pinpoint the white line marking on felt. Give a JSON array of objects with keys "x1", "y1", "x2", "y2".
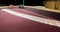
[{"x1": 1, "y1": 9, "x2": 60, "y2": 27}]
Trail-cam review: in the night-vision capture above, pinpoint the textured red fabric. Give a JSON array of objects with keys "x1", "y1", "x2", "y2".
[{"x1": 0, "y1": 8, "x2": 60, "y2": 32}]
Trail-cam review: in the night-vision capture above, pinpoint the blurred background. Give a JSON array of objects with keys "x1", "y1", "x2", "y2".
[
  {"x1": 0, "y1": 0, "x2": 60, "y2": 10},
  {"x1": 0, "y1": 0, "x2": 44, "y2": 6}
]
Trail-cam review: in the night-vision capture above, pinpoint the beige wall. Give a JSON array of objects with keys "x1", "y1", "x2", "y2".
[
  {"x1": 44, "y1": 1, "x2": 56, "y2": 9},
  {"x1": 44, "y1": 1, "x2": 60, "y2": 10},
  {"x1": 57, "y1": 1, "x2": 60, "y2": 10}
]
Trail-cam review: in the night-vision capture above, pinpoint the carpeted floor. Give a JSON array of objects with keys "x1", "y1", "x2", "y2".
[
  {"x1": 24, "y1": 7, "x2": 60, "y2": 21},
  {"x1": 0, "y1": 8, "x2": 60, "y2": 32}
]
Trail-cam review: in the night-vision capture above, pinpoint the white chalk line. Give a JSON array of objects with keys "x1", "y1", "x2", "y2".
[{"x1": 1, "y1": 9, "x2": 60, "y2": 27}]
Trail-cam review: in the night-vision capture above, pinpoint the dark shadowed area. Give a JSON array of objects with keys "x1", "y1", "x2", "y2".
[{"x1": 0, "y1": 0, "x2": 44, "y2": 6}]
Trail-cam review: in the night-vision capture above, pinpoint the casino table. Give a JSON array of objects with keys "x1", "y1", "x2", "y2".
[{"x1": 0, "y1": 6, "x2": 60, "y2": 32}]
